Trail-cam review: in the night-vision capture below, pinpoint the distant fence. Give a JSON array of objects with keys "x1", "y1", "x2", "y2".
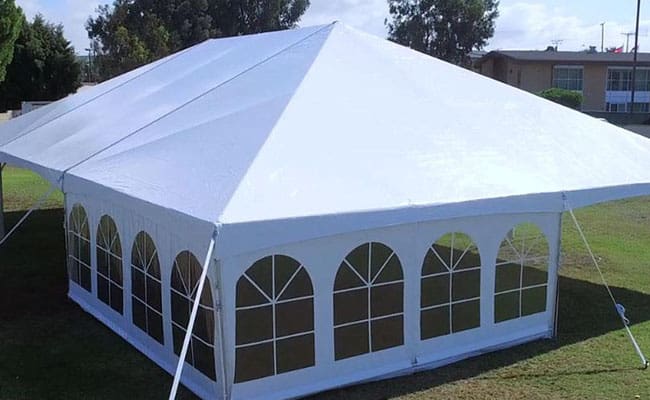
[{"x1": 21, "y1": 101, "x2": 51, "y2": 114}]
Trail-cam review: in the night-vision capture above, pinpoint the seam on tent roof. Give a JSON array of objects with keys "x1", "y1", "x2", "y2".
[
  {"x1": 212, "y1": 25, "x2": 337, "y2": 227},
  {"x1": 62, "y1": 22, "x2": 337, "y2": 181},
  {"x1": 0, "y1": 44, "x2": 197, "y2": 148}
]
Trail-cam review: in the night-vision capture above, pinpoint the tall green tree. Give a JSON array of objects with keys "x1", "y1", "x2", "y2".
[
  {"x1": 386, "y1": 0, "x2": 498, "y2": 66},
  {"x1": 0, "y1": 14, "x2": 81, "y2": 112},
  {"x1": 87, "y1": 0, "x2": 310, "y2": 81},
  {"x1": 0, "y1": 0, "x2": 23, "y2": 83}
]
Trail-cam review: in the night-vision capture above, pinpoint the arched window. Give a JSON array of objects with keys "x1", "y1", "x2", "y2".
[
  {"x1": 171, "y1": 251, "x2": 216, "y2": 380},
  {"x1": 420, "y1": 233, "x2": 481, "y2": 340},
  {"x1": 494, "y1": 223, "x2": 549, "y2": 323},
  {"x1": 333, "y1": 243, "x2": 404, "y2": 361},
  {"x1": 96, "y1": 216, "x2": 123, "y2": 314},
  {"x1": 68, "y1": 204, "x2": 91, "y2": 292},
  {"x1": 131, "y1": 231, "x2": 163, "y2": 344},
  {"x1": 235, "y1": 255, "x2": 314, "y2": 383}
]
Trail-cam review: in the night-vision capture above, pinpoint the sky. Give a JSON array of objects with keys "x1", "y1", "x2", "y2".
[{"x1": 15, "y1": 0, "x2": 650, "y2": 54}]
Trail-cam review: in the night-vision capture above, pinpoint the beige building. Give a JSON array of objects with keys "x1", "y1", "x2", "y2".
[{"x1": 476, "y1": 50, "x2": 650, "y2": 113}]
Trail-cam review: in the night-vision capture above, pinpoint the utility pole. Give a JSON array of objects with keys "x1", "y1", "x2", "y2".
[
  {"x1": 85, "y1": 45, "x2": 93, "y2": 83},
  {"x1": 601, "y1": 22, "x2": 606, "y2": 52},
  {"x1": 631, "y1": 0, "x2": 642, "y2": 116}
]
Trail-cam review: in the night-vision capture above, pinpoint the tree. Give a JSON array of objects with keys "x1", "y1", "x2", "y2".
[
  {"x1": 538, "y1": 88, "x2": 583, "y2": 110},
  {"x1": 0, "y1": 14, "x2": 81, "y2": 112},
  {"x1": 87, "y1": 0, "x2": 310, "y2": 81},
  {"x1": 386, "y1": 0, "x2": 498, "y2": 66},
  {"x1": 208, "y1": 0, "x2": 310, "y2": 37},
  {"x1": 0, "y1": 0, "x2": 23, "y2": 83}
]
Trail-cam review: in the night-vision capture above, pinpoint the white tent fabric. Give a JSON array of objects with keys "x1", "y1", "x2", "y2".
[
  {"x1": 3, "y1": 22, "x2": 650, "y2": 400},
  {"x1": 2, "y1": 22, "x2": 650, "y2": 256}
]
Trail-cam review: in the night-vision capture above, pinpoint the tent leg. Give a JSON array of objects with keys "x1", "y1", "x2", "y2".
[
  {"x1": 553, "y1": 214, "x2": 563, "y2": 340},
  {"x1": 0, "y1": 163, "x2": 6, "y2": 239}
]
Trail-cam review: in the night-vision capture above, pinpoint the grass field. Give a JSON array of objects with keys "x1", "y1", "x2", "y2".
[{"x1": 2, "y1": 167, "x2": 650, "y2": 399}]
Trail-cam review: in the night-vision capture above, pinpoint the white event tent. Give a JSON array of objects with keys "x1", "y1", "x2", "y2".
[{"x1": 3, "y1": 22, "x2": 650, "y2": 400}]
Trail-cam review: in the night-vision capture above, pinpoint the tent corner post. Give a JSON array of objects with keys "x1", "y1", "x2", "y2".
[
  {"x1": 214, "y1": 257, "x2": 231, "y2": 400},
  {"x1": 552, "y1": 212, "x2": 563, "y2": 340}
]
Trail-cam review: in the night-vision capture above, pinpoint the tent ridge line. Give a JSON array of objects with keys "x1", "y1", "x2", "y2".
[
  {"x1": 212, "y1": 25, "x2": 337, "y2": 226},
  {"x1": 0, "y1": 45, "x2": 196, "y2": 149},
  {"x1": 62, "y1": 23, "x2": 337, "y2": 179}
]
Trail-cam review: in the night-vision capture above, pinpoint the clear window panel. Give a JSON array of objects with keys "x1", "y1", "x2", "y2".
[{"x1": 235, "y1": 255, "x2": 315, "y2": 382}]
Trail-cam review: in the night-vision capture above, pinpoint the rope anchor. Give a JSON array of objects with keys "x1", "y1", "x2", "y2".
[
  {"x1": 567, "y1": 204, "x2": 649, "y2": 370},
  {"x1": 616, "y1": 303, "x2": 630, "y2": 326}
]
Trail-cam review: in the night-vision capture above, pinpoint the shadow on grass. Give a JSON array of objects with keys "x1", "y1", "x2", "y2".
[
  {"x1": 0, "y1": 209, "x2": 197, "y2": 400},
  {"x1": 2, "y1": 210, "x2": 650, "y2": 399},
  {"x1": 311, "y1": 275, "x2": 650, "y2": 399}
]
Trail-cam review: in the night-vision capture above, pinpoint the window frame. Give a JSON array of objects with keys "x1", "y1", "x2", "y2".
[
  {"x1": 333, "y1": 242, "x2": 404, "y2": 361},
  {"x1": 170, "y1": 250, "x2": 217, "y2": 380},
  {"x1": 234, "y1": 255, "x2": 315, "y2": 383},
  {"x1": 607, "y1": 66, "x2": 650, "y2": 92},
  {"x1": 68, "y1": 204, "x2": 92, "y2": 292},
  {"x1": 494, "y1": 223, "x2": 550, "y2": 323},
  {"x1": 420, "y1": 232, "x2": 481, "y2": 340},
  {"x1": 130, "y1": 231, "x2": 164, "y2": 344},
  {"x1": 552, "y1": 65, "x2": 584, "y2": 91},
  {"x1": 96, "y1": 215, "x2": 123, "y2": 314}
]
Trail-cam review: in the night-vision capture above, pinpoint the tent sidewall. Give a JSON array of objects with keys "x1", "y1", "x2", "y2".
[
  {"x1": 64, "y1": 193, "x2": 223, "y2": 399},
  {"x1": 220, "y1": 211, "x2": 561, "y2": 400}
]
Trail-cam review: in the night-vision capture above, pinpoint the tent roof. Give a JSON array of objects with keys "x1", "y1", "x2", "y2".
[{"x1": 4, "y1": 22, "x2": 650, "y2": 253}]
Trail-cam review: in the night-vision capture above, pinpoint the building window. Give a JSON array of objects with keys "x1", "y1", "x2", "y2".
[
  {"x1": 96, "y1": 215, "x2": 123, "y2": 314},
  {"x1": 607, "y1": 68, "x2": 650, "y2": 91},
  {"x1": 606, "y1": 102, "x2": 650, "y2": 113},
  {"x1": 608, "y1": 68, "x2": 631, "y2": 91},
  {"x1": 235, "y1": 255, "x2": 314, "y2": 383},
  {"x1": 68, "y1": 204, "x2": 91, "y2": 292},
  {"x1": 421, "y1": 233, "x2": 481, "y2": 340},
  {"x1": 552, "y1": 66, "x2": 583, "y2": 91},
  {"x1": 494, "y1": 223, "x2": 549, "y2": 323},
  {"x1": 131, "y1": 231, "x2": 164, "y2": 344},
  {"x1": 333, "y1": 243, "x2": 404, "y2": 361},
  {"x1": 171, "y1": 251, "x2": 216, "y2": 380}
]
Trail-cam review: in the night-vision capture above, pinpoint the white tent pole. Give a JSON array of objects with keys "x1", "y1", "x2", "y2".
[
  {"x1": 0, "y1": 163, "x2": 5, "y2": 238},
  {"x1": 169, "y1": 235, "x2": 217, "y2": 400},
  {"x1": 566, "y1": 203, "x2": 649, "y2": 369},
  {"x1": 0, "y1": 184, "x2": 57, "y2": 248}
]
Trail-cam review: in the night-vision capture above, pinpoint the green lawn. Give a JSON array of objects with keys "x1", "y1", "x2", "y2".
[
  {"x1": 2, "y1": 168, "x2": 650, "y2": 399},
  {"x1": 1, "y1": 166, "x2": 63, "y2": 211}
]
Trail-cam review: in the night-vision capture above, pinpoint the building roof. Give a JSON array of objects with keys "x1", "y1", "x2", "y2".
[
  {"x1": 3, "y1": 23, "x2": 650, "y2": 255},
  {"x1": 478, "y1": 50, "x2": 650, "y2": 65}
]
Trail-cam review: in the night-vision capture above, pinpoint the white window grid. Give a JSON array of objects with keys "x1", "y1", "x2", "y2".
[
  {"x1": 235, "y1": 258, "x2": 314, "y2": 376},
  {"x1": 552, "y1": 66, "x2": 584, "y2": 91},
  {"x1": 607, "y1": 67, "x2": 650, "y2": 92},
  {"x1": 68, "y1": 206, "x2": 91, "y2": 290},
  {"x1": 420, "y1": 233, "x2": 481, "y2": 334},
  {"x1": 170, "y1": 253, "x2": 215, "y2": 372},
  {"x1": 333, "y1": 246, "x2": 404, "y2": 353},
  {"x1": 131, "y1": 233, "x2": 163, "y2": 336},
  {"x1": 97, "y1": 217, "x2": 123, "y2": 310},
  {"x1": 495, "y1": 228, "x2": 549, "y2": 318}
]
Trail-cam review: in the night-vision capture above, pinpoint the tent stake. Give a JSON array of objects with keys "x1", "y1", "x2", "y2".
[{"x1": 169, "y1": 234, "x2": 217, "y2": 400}]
